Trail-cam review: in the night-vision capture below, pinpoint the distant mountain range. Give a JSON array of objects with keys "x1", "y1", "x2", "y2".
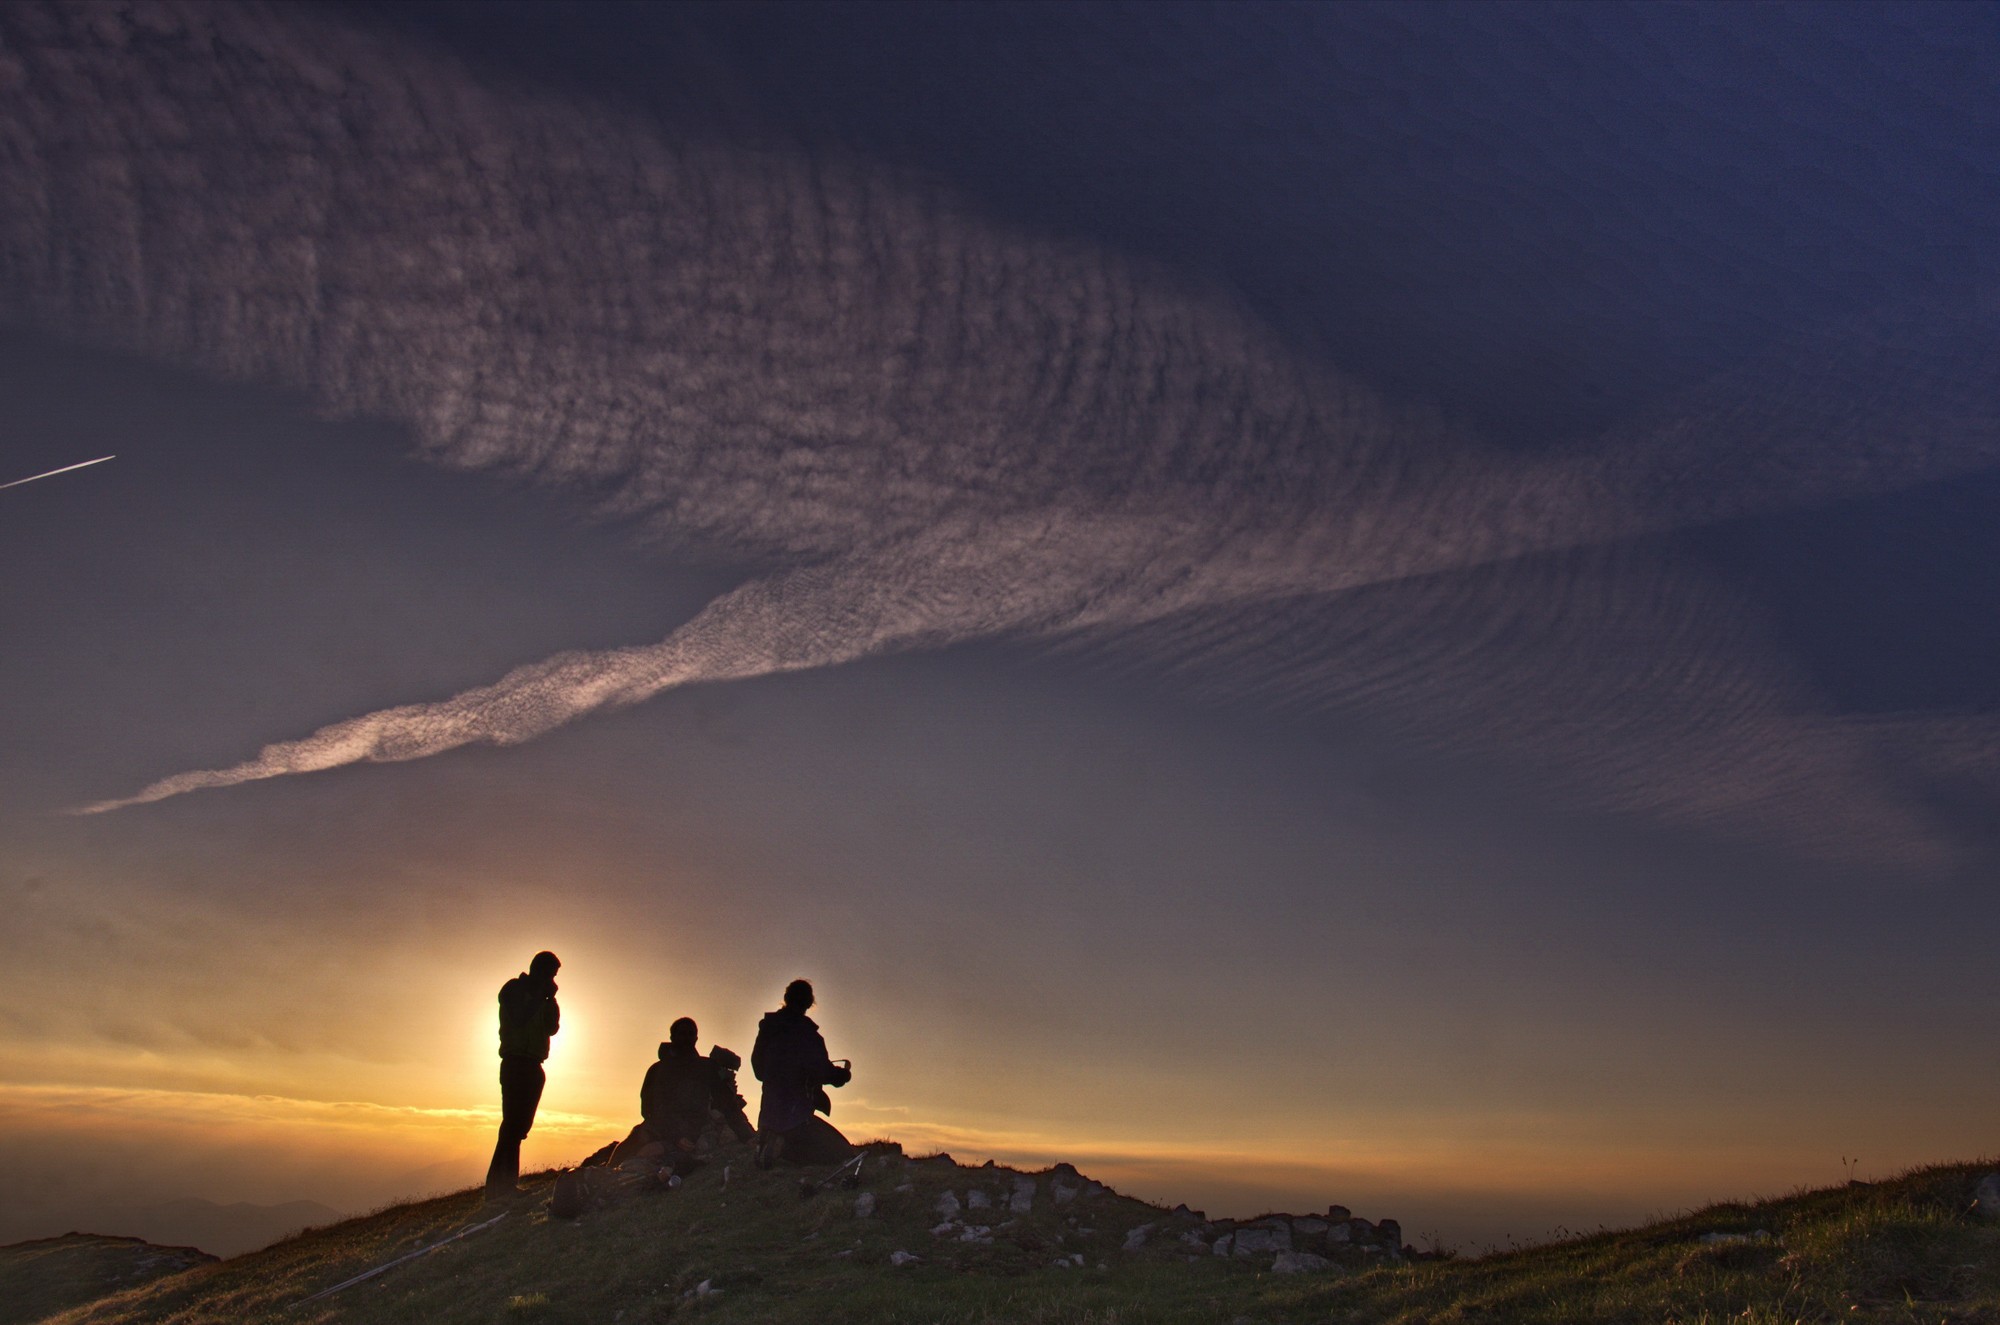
[{"x1": 77, "y1": 1197, "x2": 345, "y2": 1258}]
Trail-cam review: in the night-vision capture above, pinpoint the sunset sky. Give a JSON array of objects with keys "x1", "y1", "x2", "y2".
[{"x1": 3, "y1": 0, "x2": 1999, "y2": 1252}]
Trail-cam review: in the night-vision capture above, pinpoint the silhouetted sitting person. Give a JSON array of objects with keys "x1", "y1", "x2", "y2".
[
  {"x1": 751, "y1": 979, "x2": 855, "y2": 1168},
  {"x1": 610, "y1": 1018, "x2": 754, "y2": 1175},
  {"x1": 485, "y1": 950, "x2": 561, "y2": 1199}
]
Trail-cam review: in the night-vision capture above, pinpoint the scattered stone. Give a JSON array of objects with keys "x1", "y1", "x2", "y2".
[
  {"x1": 1272, "y1": 1250, "x2": 1335, "y2": 1275},
  {"x1": 1082, "y1": 1181, "x2": 1107, "y2": 1198},
  {"x1": 930, "y1": 1221, "x2": 959, "y2": 1237},
  {"x1": 1052, "y1": 1183, "x2": 1080, "y2": 1205},
  {"x1": 934, "y1": 1191, "x2": 962, "y2": 1219},
  {"x1": 889, "y1": 1250, "x2": 921, "y2": 1267},
  {"x1": 958, "y1": 1225, "x2": 994, "y2": 1244},
  {"x1": 1212, "y1": 1232, "x2": 1235, "y2": 1256},
  {"x1": 1326, "y1": 1221, "x2": 1351, "y2": 1244},
  {"x1": 1122, "y1": 1223, "x2": 1155, "y2": 1250},
  {"x1": 852, "y1": 1191, "x2": 876, "y2": 1218},
  {"x1": 1180, "y1": 1229, "x2": 1209, "y2": 1249},
  {"x1": 1010, "y1": 1176, "x2": 1037, "y2": 1213},
  {"x1": 1072, "y1": 1253, "x2": 1086, "y2": 1266},
  {"x1": 895, "y1": 1183, "x2": 915, "y2": 1194},
  {"x1": 1976, "y1": 1173, "x2": 2000, "y2": 1220},
  {"x1": 1292, "y1": 1217, "x2": 1329, "y2": 1237},
  {"x1": 967, "y1": 1190, "x2": 991, "y2": 1210},
  {"x1": 1232, "y1": 1225, "x2": 1292, "y2": 1257}
]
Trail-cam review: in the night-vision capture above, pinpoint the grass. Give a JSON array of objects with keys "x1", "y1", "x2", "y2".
[{"x1": 30, "y1": 1149, "x2": 2000, "y2": 1324}]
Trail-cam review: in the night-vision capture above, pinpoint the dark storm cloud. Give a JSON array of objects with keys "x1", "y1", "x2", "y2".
[{"x1": 3, "y1": 2, "x2": 1996, "y2": 860}]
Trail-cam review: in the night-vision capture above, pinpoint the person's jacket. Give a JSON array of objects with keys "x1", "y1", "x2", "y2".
[
  {"x1": 751, "y1": 1007, "x2": 837, "y2": 1134},
  {"x1": 497, "y1": 972, "x2": 560, "y2": 1061},
  {"x1": 641, "y1": 1042, "x2": 716, "y2": 1128}
]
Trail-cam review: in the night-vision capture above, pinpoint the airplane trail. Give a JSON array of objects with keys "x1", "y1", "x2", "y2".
[
  {"x1": 1, "y1": 2, "x2": 1994, "y2": 863},
  {"x1": 0, "y1": 454, "x2": 115, "y2": 491}
]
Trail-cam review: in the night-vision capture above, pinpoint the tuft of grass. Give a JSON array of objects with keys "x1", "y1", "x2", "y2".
[{"x1": 32, "y1": 1152, "x2": 2000, "y2": 1324}]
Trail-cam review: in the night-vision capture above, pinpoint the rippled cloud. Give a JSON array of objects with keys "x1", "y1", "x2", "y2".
[{"x1": 2, "y1": 2, "x2": 1995, "y2": 862}]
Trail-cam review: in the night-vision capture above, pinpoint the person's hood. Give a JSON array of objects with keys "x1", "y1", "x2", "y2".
[{"x1": 659, "y1": 1040, "x2": 701, "y2": 1061}]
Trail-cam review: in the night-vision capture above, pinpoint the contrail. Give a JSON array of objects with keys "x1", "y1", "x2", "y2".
[{"x1": 0, "y1": 455, "x2": 115, "y2": 491}]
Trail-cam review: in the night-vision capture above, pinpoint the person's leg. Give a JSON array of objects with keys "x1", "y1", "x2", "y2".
[{"x1": 486, "y1": 1059, "x2": 546, "y2": 1192}]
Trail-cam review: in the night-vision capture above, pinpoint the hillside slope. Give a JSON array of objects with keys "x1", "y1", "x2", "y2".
[
  {"x1": 35, "y1": 1149, "x2": 2000, "y2": 1324},
  {"x1": 0, "y1": 1234, "x2": 214, "y2": 1325}
]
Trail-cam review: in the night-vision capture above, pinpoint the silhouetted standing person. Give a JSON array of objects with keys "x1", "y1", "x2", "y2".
[
  {"x1": 751, "y1": 978, "x2": 854, "y2": 1167},
  {"x1": 486, "y1": 950, "x2": 560, "y2": 1198}
]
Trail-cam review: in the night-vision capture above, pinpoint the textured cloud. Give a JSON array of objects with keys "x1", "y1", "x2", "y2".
[{"x1": 2, "y1": 3, "x2": 1996, "y2": 860}]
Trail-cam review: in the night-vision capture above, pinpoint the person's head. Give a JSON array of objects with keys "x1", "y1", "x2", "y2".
[
  {"x1": 529, "y1": 951, "x2": 561, "y2": 978},
  {"x1": 669, "y1": 1016, "x2": 698, "y2": 1048},
  {"x1": 782, "y1": 978, "x2": 815, "y2": 1012}
]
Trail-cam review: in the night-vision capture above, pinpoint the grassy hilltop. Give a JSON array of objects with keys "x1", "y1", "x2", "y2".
[{"x1": 27, "y1": 1149, "x2": 2000, "y2": 1325}]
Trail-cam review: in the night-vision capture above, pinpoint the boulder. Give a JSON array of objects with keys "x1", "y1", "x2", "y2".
[
  {"x1": 888, "y1": 1250, "x2": 920, "y2": 1267},
  {"x1": 852, "y1": 1191, "x2": 876, "y2": 1218},
  {"x1": 1976, "y1": 1173, "x2": 2000, "y2": 1220},
  {"x1": 1211, "y1": 1232, "x2": 1235, "y2": 1256},
  {"x1": 1272, "y1": 1250, "x2": 1335, "y2": 1275},
  {"x1": 967, "y1": 1190, "x2": 991, "y2": 1210},
  {"x1": 1052, "y1": 1183, "x2": 1080, "y2": 1205},
  {"x1": 1232, "y1": 1225, "x2": 1291, "y2": 1257},
  {"x1": 1122, "y1": 1223, "x2": 1154, "y2": 1250},
  {"x1": 1009, "y1": 1177, "x2": 1037, "y2": 1213},
  {"x1": 1327, "y1": 1204, "x2": 1352, "y2": 1221},
  {"x1": 934, "y1": 1191, "x2": 962, "y2": 1218}
]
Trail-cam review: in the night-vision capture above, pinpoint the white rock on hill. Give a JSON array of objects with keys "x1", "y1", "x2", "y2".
[{"x1": 1272, "y1": 1250, "x2": 1335, "y2": 1274}]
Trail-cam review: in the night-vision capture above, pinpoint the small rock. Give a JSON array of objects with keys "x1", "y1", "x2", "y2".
[
  {"x1": 889, "y1": 1249, "x2": 921, "y2": 1267},
  {"x1": 930, "y1": 1221, "x2": 959, "y2": 1237},
  {"x1": 959, "y1": 1225, "x2": 994, "y2": 1243},
  {"x1": 1272, "y1": 1250, "x2": 1335, "y2": 1275},
  {"x1": 1212, "y1": 1232, "x2": 1235, "y2": 1256},
  {"x1": 1071, "y1": 1252, "x2": 1086, "y2": 1266},
  {"x1": 853, "y1": 1191, "x2": 876, "y2": 1218},
  {"x1": 1232, "y1": 1225, "x2": 1291, "y2": 1257},
  {"x1": 1976, "y1": 1173, "x2": 2000, "y2": 1220},
  {"x1": 895, "y1": 1183, "x2": 915, "y2": 1193},
  {"x1": 1122, "y1": 1223, "x2": 1154, "y2": 1250},
  {"x1": 967, "y1": 1190, "x2": 991, "y2": 1209},
  {"x1": 1180, "y1": 1229, "x2": 1209, "y2": 1248}
]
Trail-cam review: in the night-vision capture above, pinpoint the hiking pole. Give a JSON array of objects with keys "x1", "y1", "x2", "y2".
[
  {"x1": 799, "y1": 1151, "x2": 866, "y2": 1199},
  {"x1": 301, "y1": 1210, "x2": 508, "y2": 1303}
]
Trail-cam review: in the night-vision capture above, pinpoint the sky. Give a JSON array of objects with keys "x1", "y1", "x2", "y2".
[{"x1": 2, "y1": 0, "x2": 1999, "y2": 1253}]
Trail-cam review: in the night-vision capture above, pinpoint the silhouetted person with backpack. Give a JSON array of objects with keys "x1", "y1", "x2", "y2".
[
  {"x1": 751, "y1": 979, "x2": 854, "y2": 1167},
  {"x1": 485, "y1": 950, "x2": 560, "y2": 1199},
  {"x1": 615, "y1": 1016, "x2": 755, "y2": 1174}
]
